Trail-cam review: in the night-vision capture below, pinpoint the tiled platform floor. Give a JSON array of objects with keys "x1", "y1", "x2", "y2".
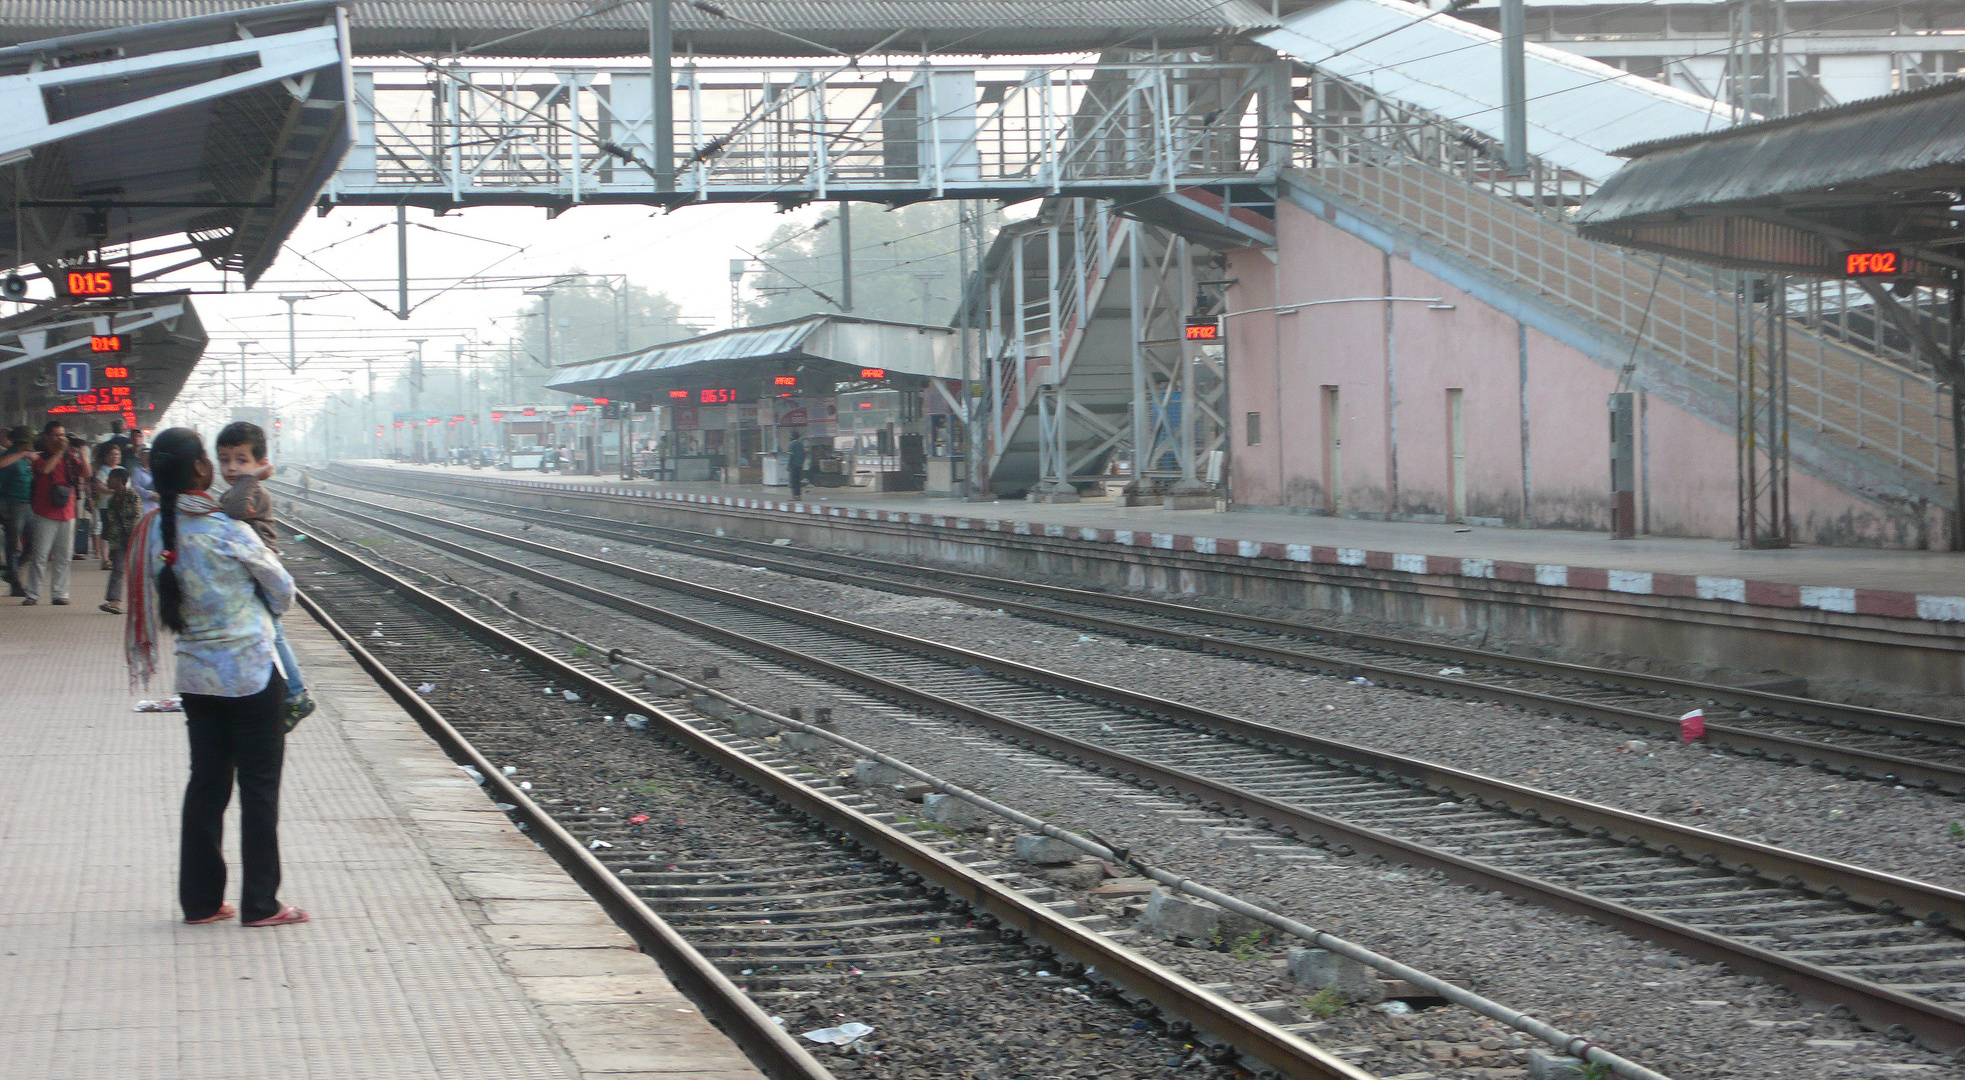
[{"x1": 0, "y1": 563, "x2": 764, "y2": 1080}]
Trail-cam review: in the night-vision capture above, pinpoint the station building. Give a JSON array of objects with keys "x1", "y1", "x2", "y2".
[{"x1": 546, "y1": 314, "x2": 964, "y2": 493}]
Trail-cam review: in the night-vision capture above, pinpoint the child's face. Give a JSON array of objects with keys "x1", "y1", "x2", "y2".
[
  {"x1": 215, "y1": 443, "x2": 264, "y2": 485},
  {"x1": 109, "y1": 474, "x2": 128, "y2": 493}
]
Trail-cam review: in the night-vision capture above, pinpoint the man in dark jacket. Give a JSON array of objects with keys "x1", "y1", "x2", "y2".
[
  {"x1": 0, "y1": 426, "x2": 33, "y2": 595},
  {"x1": 787, "y1": 430, "x2": 806, "y2": 500}
]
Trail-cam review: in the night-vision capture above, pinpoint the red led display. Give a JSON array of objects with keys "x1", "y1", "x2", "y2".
[
  {"x1": 774, "y1": 376, "x2": 797, "y2": 386},
  {"x1": 669, "y1": 390, "x2": 690, "y2": 399},
  {"x1": 1184, "y1": 317, "x2": 1219, "y2": 341},
  {"x1": 103, "y1": 365, "x2": 130, "y2": 380},
  {"x1": 698, "y1": 388, "x2": 736, "y2": 404},
  {"x1": 1844, "y1": 251, "x2": 1900, "y2": 277},
  {"x1": 57, "y1": 266, "x2": 131, "y2": 298},
  {"x1": 859, "y1": 368, "x2": 886, "y2": 380},
  {"x1": 90, "y1": 335, "x2": 127, "y2": 354}
]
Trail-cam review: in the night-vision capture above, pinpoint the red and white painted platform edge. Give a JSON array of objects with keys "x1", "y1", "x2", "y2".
[{"x1": 415, "y1": 474, "x2": 1965, "y2": 625}]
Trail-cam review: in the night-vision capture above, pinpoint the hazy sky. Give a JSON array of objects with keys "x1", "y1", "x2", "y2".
[{"x1": 170, "y1": 198, "x2": 829, "y2": 418}]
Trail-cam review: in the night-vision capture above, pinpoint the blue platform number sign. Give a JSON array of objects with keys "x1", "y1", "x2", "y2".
[{"x1": 56, "y1": 362, "x2": 91, "y2": 394}]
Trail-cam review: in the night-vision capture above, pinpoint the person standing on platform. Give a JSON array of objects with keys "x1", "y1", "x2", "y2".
[
  {"x1": 22, "y1": 422, "x2": 86, "y2": 605},
  {"x1": 0, "y1": 426, "x2": 33, "y2": 596},
  {"x1": 787, "y1": 429, "x2": 806, "y2": 501},
  {"x1": 127, "y1": 427, "x2": 307, "y2": 927},
  {"x1": 130, "y1": 429, "x2": 157, "y2": 511},
  {"x1": 91, "y1": 440, "x2": 121, "y2": 569},
  {"x1": 98, "y1": 467, "x2": 138, "y2": 615}
]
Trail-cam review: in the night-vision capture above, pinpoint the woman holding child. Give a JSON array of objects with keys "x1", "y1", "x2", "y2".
[{"x1": 126, "y1": 427, "x2": 308, "y2": 927}]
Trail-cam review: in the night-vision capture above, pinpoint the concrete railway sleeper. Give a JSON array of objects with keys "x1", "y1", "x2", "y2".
[
  {"x1": 286, "y1": 491, "x2": 1965, "y2": 1051},
  {"x1": 289, "y1": 528, "x2": 1371, "y2": 1080},
  {"x1": 343, "y1": 538, "x2": 1682, "y2": 1080},
  {"x1": 295, "y1": 472, "x2": 1965, "y2": 794}
]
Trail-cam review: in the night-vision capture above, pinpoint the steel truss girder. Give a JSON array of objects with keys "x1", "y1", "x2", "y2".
[
  {"x1": 974, "y1": 193, "x2": 1225, "y2": 495},
  {"x1": 325, "y1": 56, "x2": 1286, "y2": 209}
]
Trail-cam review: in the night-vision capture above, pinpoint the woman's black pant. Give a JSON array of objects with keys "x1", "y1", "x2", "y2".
[{"x1": 180, "y1": 668, "x2": 287, "y2": 923}]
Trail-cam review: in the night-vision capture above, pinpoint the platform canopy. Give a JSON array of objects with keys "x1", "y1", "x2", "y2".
[
  {"x1": 0, "y1": 0, "x2": 1309, "y2": 59},
  {"x1": 1258, "y1": 0, "x2": 1729, "y2": 183},
  {"x1": 0, "y1": 292, "x2": 206, "y2": 433},
  {"x1": 1573, "y1": 79, "x2": 1965, "y2": 285},
  {"x1": 546, "y1": 314, "x2": 958, "y2": 403},
  {"x1": 0, "y1": 0, "x2": 355, "y2": 289}
]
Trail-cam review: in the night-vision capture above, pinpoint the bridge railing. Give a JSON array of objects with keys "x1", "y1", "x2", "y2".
[{"x1": 329, "y1": 56, "x2": 1288, "y2": 205}]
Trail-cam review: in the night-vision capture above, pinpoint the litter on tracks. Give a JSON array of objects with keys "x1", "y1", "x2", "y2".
[{"x1": 802, "y1": 1023, "x2": 874, "y2": 1046}]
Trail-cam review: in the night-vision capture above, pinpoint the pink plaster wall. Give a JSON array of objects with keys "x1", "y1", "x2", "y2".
[{"x1": 1226, "y1": 200, "x2": 1926, "y2": 546}]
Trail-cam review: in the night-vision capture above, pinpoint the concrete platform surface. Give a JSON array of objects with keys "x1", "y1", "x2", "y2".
[
  {"x1": 0, "y1": 563, "x2": 765, "y2": 1080},
  {"x1": 347, "y1": 463, "x2": 1965, "y2": 622}
]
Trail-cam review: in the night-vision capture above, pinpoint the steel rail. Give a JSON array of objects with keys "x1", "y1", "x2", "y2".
[
  {"x1": 286, "y1": 588, "x2": 837, "y2": 1080},
  {"x1": 298, "y1": 473, "x2": 1965, "y2": 792},
  {"x1": 315, "y1": 467, "x2": 1965, "y2": 735},
  {"x1": 290, "y1": 490, "x2": 1965, "y2": 1051},
  {"x1": 289, "y1": 525, "x2": 1368, "y2": 1080}
]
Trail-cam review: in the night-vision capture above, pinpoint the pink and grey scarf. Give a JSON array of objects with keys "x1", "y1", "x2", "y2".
[{"x1": 125, "y1": 491, "x2": 223, "y2": 690}]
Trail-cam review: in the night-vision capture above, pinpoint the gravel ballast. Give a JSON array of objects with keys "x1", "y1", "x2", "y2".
[{"x1": 288, "y1": 498, "x2": 1965, "y2": 1080}]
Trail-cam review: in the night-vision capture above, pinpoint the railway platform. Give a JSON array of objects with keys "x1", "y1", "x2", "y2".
[
  {"x1": 361, "y1": 462, "x2": 1965, "y2": 619},
  {"x1": 0, "y1": 563, "x2": 766, "y2": 1080}
]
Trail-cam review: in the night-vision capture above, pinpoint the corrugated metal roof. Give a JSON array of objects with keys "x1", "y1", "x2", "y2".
[
  {"x1": 546, "y1": 313, "x2": 956, "y2": 396},
  {"x1": 1258, "y1": 0, "x2": 1729, "y2": 183},
  {"x1": 0, "y1": 1, "x2": 1301, "y2": 58},
  {"x1": 1571, "y1": 78, "x2": 1965, "y2": 280},
  {"x1": 555, "y1": 316, "x2": 830, "y2": 388},
  {"x1": 1577, "y1": 78, "x2": 1965, "y2": 227},
  {"x1": 0, "y1": 0, "x2": 353, "y2": 287}
]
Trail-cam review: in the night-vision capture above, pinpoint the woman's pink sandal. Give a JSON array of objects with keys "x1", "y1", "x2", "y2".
[
  {"x1": 184, "y1": 903, "x2": 235, "y2": 924},
  {"x1": 242, "y1": 905, "x2": 309, "y2": 927}
]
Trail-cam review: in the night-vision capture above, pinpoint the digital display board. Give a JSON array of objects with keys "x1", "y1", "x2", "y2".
[
  {"x1": 859, "y1": 368, "x2": 887, "y2": 380},
  {"x1": 1843, "y1": 251, "x2": 1900, "y2": 277},
  {"x1": 669, "y1": 390, "x2": 690, "y2": 399},
  {"x1": 49, "y1": 385, "x2": 137, "y2": 425},
  {"x1": 56, "y1": 266, "x2": 132, "y2": 299},
  {"x1": 1184, "y1": 317, "x2": 1220, "y2": 341},
  {"x1": 103, "y1": 365, "x2": 130, "y2": 380},
  {"x1": 90, "y1": 335, "x2": 127, "y2": 354},
  {"x1": 773, "y1": 375, "x2": 797, "y2": 387},
  {"x1": 490, "y1": 412, "x2": 504, "y2": 421},
  {"x1": 697, "y1": 388, "x2": 737, "y2": 403}
]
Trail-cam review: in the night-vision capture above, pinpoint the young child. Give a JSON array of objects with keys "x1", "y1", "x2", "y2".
[
  {"x1": 97, "y1": 466, "x2": 139, "y2": 614},
  {"x1": 215, "y1": 422, "x2": 313, "y2": 725}
]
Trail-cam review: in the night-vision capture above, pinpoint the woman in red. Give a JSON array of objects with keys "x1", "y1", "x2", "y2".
[{"x1": 21, "y1": 421, "x2": 87, "y2": 605}]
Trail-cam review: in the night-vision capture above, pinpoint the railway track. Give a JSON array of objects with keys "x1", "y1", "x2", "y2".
[
  {"x1": 287, "y1": 484, "x2": 1965, "y2": 1051},
  {"x1": 287, "y1": 527, "x2": 1368, "y2": 1080},
  {"x1": 305, "y1": 469, "x2": 1965, "y2": 795}
]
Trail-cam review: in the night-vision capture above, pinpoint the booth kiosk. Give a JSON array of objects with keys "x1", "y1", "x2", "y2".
[{"x1": 546, "y1": 315, "x2": 963, "y2": 494}]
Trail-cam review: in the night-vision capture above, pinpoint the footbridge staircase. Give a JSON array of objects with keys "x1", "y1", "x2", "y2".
[{"x1": 972, "y1": 54, "x2": 1955, "y2": 540}]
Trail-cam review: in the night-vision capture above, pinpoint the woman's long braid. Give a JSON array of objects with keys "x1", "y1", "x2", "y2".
[
  {"x1": 156, "y1": 486, "x2": 184, "y2": 633},
  {"x1": 148, "y1": 428, "x2": 206, "y2": 635}
]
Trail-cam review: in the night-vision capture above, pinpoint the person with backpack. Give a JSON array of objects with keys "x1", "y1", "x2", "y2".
[
  {"x1": 21, "y1": 421, "x2": 87, "y2": 605},
  {"x1": 127, "y1": 427, "x2": 307, "y2": 927}
]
